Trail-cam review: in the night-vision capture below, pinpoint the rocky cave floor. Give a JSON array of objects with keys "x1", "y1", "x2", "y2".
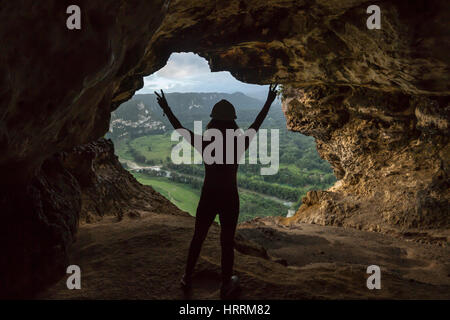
[{"x1": 39, "y1": 211, "x2": 450, "y2": 300}]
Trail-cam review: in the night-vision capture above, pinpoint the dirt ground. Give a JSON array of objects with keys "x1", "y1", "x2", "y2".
[{"x1": 39, "y1": 212, "x2": 450, "y2": 300}]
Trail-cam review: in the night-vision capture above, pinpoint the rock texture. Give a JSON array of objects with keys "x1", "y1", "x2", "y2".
[
  {"x1": 2, "y1": 0, "x2": 449, "y2": 186},
  {"x1": 1, "y1": 0, "x2": 449, "y2": 296},
  {"x1": 280, "y1": 86, "x2": 449, "y2": 240},
  {"x1": 0, "y1": 138, "x2": 183, "y2": 297},
  {"x1": 0, "y1": 153, "x2": 81, "y2": 298},
  {"x1": 153, "y1": 0, "x2": 450, "y2": 95},
  {"x1": 0, "y1": 0, "x2": 169, "y2": 186}
]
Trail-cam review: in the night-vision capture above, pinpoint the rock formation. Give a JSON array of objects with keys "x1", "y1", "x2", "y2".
[
  {"x1": 0, "y1": 0, "x2": 448, "y2": 296},
  {"x1": 0, "y1": 138, "x2": 183, "y2": 297},
  {"x1": 0, "y1": 152, "x2": 80, "y2": 298},
  {"x1": 280, "y1": 86, "x2": 449, "y2": 241}
]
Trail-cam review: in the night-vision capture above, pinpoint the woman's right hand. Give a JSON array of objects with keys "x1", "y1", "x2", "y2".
[
  {"x1": 266, "y1": 84, "x2": 278, "y2": 104},
  {"x1": 155, "y1": 89, "x2": 169, "y2": 111}
]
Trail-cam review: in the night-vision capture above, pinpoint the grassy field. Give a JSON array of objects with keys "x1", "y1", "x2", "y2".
[
  {"x1": 115, "y1": 132, "x2": 334, "y2": 222},
  {"x1": 117, "y1": 133, "x2": 200, "y2": 165},
  {"x1": 114, "y1": 140, "x2": 134, "y2": 161},
  {"x1": 130, "y1": 134, "x2": 174, "y2": 162},
  {"x1": 132, "y1": 171, "x2": 288, "y2": 222},
  {"x1": 132, "y1": 172, "x2": 201, "y2": 215}
]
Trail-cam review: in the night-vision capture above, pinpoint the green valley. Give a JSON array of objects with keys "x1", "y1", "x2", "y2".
[{"x1": 108, "y1": 92, "x2": 336, "y2": 222}]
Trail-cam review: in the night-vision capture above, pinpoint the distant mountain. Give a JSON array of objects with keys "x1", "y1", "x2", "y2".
[{"x1": 108, "y1": 92, "x2": 284, "y2": 141}]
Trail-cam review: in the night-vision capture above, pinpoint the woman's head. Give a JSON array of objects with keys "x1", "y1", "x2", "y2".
[
  {"x1": 210, "y1": 99, "x2": 236, "y2": 120},
  {"x1": 206, "y1": 118, "x2": 239, "y2": 130},
  {"x1": 206, "y1": 99, "x2": 239, "y2": 132}
]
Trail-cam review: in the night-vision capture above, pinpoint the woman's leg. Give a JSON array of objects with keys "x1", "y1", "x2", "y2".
[
  {"x1": 184, "y1": 196, "x2": 216, "y2": 278},
  {"x1": 218, "y1": 192, "x2": 240, "y2": 282}
]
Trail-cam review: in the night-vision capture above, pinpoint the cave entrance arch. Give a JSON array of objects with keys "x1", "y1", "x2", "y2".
[
  {"x1": 2, "y1": 0, "x2": 449, "y2": 299},
  {"x1": 107, "y1": 52, "x2": 335, "y2": 222}
]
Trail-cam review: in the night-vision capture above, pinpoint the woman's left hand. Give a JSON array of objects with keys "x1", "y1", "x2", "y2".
[{"x1": 155, "y1": 89, "x2": 169, "y2": 110}]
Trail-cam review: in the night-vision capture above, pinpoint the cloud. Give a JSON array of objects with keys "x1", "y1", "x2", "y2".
[
  {"x1": 155, "y1": 52, "x2": 210, "y2": 79},
  {"x1": 137, "y1": 52, "x2": 268, "y2": 99}
]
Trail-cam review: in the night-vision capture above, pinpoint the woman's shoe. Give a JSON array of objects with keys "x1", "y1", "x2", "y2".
[{"x1": 220, "y1": 275, "x2": 240, "y2": 299}]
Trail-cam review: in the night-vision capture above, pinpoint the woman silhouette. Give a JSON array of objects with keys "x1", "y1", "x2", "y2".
[{"x1": 155, "y1": 84, "x2": 278, "y2": 298}]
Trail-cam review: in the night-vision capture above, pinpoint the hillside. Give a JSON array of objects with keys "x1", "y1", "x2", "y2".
[{"x1": 108, "y1": 92, "x2": 284, "y2": 140}]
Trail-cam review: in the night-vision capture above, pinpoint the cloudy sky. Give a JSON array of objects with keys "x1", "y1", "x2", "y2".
[{"x1": 137, "y1": 52, "x2": 269, "y2": 100}]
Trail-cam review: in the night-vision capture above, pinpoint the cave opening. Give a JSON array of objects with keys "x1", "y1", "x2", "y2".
[
  {"x1": 1, "y1": 0, "x2": 448, "y2": 300},
  {"x1": 107, "y1": 52, "x2": 336, "y2": 223}
]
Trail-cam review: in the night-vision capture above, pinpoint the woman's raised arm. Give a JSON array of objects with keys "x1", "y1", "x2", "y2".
[
  {"x1": 155, "y1": 89, "x2": 202, "y2": 153},
  {"x1": 248, "y1": 84, "x2": 278, "y2": 132},
  {"x1": 239, "y1": 84, "x2": 278, "y2": 154}
]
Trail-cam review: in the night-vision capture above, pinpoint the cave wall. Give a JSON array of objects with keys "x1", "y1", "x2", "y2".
[
  {"x1": 0, "y1": 151, "x2": 81, "y2": 298},
  {"x1": 0, "y1": 0, "x2": 170, "y2": 186},
  {"x1": 0, "y1": 138, "x2": 185, "y2": 297},
  {"x1": 3, "y1": 0, "x2": 449, "y2": 187},
  {"x1": 280, "y1": 86, "x2": 449, "y2": 237},
  {"x1": 2, "y1": 0, "x2": 448, "y2": 185},
  {"x1": 1, "y1": 0, "x2": 449, "y2": 296}
]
